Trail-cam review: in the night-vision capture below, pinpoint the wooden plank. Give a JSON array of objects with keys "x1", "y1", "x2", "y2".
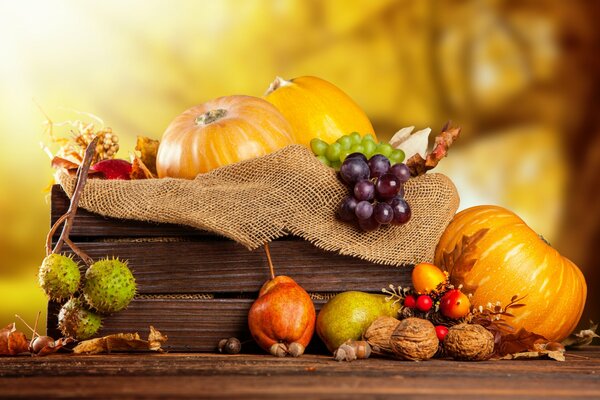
[
  {"x1": 0, "y1": 350, "x2": 599, "y2": 398},
  {"x1": 59, "y1": 240, "x2": 410, "y2": 294},
  {"x1": 48, "y1": 298, "x2": 329, "y2": 353}
]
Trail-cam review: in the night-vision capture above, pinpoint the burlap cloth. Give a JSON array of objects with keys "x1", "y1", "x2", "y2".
[{"x1": 57, "y1": 145, "x2": 459, "y2": 266}]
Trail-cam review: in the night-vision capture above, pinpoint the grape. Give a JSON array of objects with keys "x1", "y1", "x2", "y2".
[
  {"x1": 346, "y1": 152, "x2": 367, "y2": 162},
  {"x1": 362, "y1": 140, "x2": 376, "y2": 159},
  {"x1": 331, "y1": 160, "x2": 341, "y2": 170},
  {"x1": 349, "y1": 132, "x2": 362, "y2": 145},
  {"x1": 368, "y1": 154, "x2": 390, "y2": 178},
  {"x1": 358, "y1": 215, "x2": 380, "y2": 231},
  {"x1": 349, "y1": 144, "x2": 365, "y2": 155},
  {"x1": 362, "y1": 134, "x2": 376, "y2": 142},
  {"x1": 326, "y1": 143, "x2": 342, "y2": 162},
  {"x1": 336, "y1": 135, "x2": 352, "y2": 150},
  {"x1": 310, "y1": 138, "x2": 328, "y2": 156},
  {"x1": 390, "y1": 197, "x2": 411, "y2": 224},
  {"x1": 355, "y1": 201, "x2": 374, "y2": 220},
  {"x1": 354, "y1": 180, "x2": 375, "y2": 201},
  {"x1": 389, "y1": 163, "x2": 411, "y2": 183},
  {"x1": 389, "y1": 149, "x2": 405, "y2": 164},
  {"x1": 339, "y1": 158, "x2": 370, "y2": 186},
  {"x1": 374, "y1": 202, "x2": 394, "y2": 224},
  {"x1": 337, "y1": 196, "x2": 358, "y2": 222},
  {"x1": 375, "y1": 143, "x2": 393, "y2": 158},
  {"x1": 316, "y1": 155, "x2": 331, "y2": 166},
  {"x1": 375, "y1": 173, "x2": 401, "y2": 200}
]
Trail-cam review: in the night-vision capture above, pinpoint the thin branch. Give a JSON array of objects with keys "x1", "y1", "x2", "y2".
[
  {"x1": 264, "y1": 243, "x2": 276, "y2": 280},
  {"x1": 45, "y1": 213, "x2": 69, "y2": 256},
  {"x1": 14, "y1": 314, "x2": 39, "y2": 338},
  {"x1": 64, "y1": 237, "x2": 93, "y2": 267},
  {"x1": 52, "y1": 137, "x2": 99, "y2": 255}
]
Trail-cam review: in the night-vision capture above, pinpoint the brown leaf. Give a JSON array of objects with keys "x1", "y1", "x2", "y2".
[
  {"x1": 406, "y1": 125, "x2": 461, "y2": 176},
  {"x1": 72, "y1": 326, "x2": 167, "y2": 354},
  {"x1": 497, "y1": 328, "x2": 547, "y2": 356},
  {"x1": 0, "y1": 323, "x2": 30, "y2": 356},
  {"x1": 130, "y1": 155, "x2": 156, "y2": 179},
  {"x1": 441, "y1": 228, "x2": 489, "y2": 291},
  {"x1": 135, "y1": 136, "x2": 159, "y2": 176},
  {"x1": 562, "y1": 321, "x2": 599, "y2": 348},
  {"x1": 35, "y1": 337, "x2": 75, "y2": 357},
  {"x1": 51, "y1": 156, "x2": 80, "y2": 176},
  {"x1": 502, "y1": 350, "x2": 565, "y2": 362}
]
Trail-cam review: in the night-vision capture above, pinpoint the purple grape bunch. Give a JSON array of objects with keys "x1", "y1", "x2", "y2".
[{"x1": 337, "y1": 154, "x2": 412, "y2": 231}]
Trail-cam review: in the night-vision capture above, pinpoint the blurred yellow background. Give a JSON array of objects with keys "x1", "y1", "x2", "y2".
[{"x1": 0, "y1": 0, "x2": 598, "y2": 334}]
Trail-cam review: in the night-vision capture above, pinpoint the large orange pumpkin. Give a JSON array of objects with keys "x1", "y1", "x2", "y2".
[
  {"x1": 156, "y1": 95, "x2": 294, "y2": 178},
  {"x1": 434, "y1": 205, "x2": 586, "y2": 342},
  {"x1": 264, "y1": 76, "x2": 376, "y2": 147}
]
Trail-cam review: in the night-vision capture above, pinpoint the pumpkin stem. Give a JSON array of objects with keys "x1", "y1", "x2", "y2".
[
  {"x1": 195, "y1": 109, "x2": 227, "y2": 125},
  {"x1": 264, "y1": 76, "x2": 291, "y2": 96}
]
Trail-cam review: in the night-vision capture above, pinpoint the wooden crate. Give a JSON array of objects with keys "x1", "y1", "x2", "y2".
[{"x1": 48, "y1": 185, "x2": 412, "y2": 352}]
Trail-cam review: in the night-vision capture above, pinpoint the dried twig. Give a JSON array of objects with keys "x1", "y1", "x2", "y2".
[{"x1": 51, "y1": 137, "x2": 98, "y2": 265}]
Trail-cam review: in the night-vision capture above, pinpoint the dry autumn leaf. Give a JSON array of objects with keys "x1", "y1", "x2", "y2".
[
  {"x1": 441, "y1": 228, "x2": 489, "y2": 292},
  {"x1": 562, "y1": 321, "x2": 599, "y2": 348},
  {"x1": 73, "y1": 326, "x2": 167, "y2": 354},
  {"x1": 0, "y1": 323, "x2": 29, "y2": 356},
  {"x1": 496, "y1": 328, "x2": 547, "y2": 356},
  {"x1": 406, "y1": 124, "x2": 461, "y2": 176},
  {"x1": 135, "y1": 136, "x2": 159, "y2": 176},
  {"x1": 501, "y1": 350, "x2": 565, "y2": 362}
]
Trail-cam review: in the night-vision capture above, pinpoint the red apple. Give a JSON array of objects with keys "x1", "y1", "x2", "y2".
[
  {"x1": 91, "y1": 159, "x2": 132, "y2": 180},
  {"x1": 248, "y1": 275, "x2": 316, "y2": 357}
]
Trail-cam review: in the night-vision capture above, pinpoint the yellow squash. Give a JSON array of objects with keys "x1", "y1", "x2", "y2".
[
  {"x1": 264, "y1": 76, "x2": 376, "y2": 146},
  {"x1": 434, "y1": 205, "x2": 586, "y2": 342},
  {"x1": 156, "y1": 95, "x2": 294, "y2": 179}
]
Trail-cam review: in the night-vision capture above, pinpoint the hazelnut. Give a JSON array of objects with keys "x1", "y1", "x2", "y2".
[
  {"x1": 364, "y1": 316, "x2": 400, "y2": 355},
  {"x1": 390, "y1": 317, "x2": 439, "y2": 361},
  {"x1": 218, "y1": 337, "x2": 241, "y2": 354},
  {"x1": 444, "y1": 324, "x2": 494, "y2": 361}
]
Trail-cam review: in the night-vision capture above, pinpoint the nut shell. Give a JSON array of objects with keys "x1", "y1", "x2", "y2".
[
  {"x1": 364, "y1": 316, "x2": 400, "y2": 354},
  {"x1": 444, "y1": 324, "x2": 494, "y2": 361},
  {"x1": 390, "y1": 317, "x2": 439, "y2": 361}
]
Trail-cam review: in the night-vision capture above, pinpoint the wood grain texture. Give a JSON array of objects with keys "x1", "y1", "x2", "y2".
[
  {"x1": 0, "y1": 350, "x2": 598, "y2": 398},
  {"x1": 58, "y1": 240, "x2": 410, "y2": 294},
  {"x1": 48, "y1": 298, "x2": 329, "y2": 353}
]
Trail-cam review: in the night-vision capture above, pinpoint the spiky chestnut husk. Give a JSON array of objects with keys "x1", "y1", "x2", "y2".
[
  {"x1": 38, "y1": 253, "x2": 81, "y2": 301},
  {"x1": 83, "y1": 258, "x2": 136, "y2": 314},
  {"x1": 58, "y1": 298, "x2": 102, "y2": 339}
]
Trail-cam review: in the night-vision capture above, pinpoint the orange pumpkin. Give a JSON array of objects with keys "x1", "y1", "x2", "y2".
[
  {"x1": 434, "y1": 205, "x2": 586, "y2": 342},
  {"x1": 156, "y1": 95, "x2": 294, "y2": 178},
  {"x1": 264, "y1": 76, "x2": 376, "y2": 147}
]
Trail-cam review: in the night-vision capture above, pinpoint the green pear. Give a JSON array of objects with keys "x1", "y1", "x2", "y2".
[{"x1": 316, "y1": 291, "x2": 400, "y2": 353}]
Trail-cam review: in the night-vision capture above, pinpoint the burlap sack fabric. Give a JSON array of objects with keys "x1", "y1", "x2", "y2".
[{"x1": 58, "y1": 145, "x2": 459, "y2": 266}]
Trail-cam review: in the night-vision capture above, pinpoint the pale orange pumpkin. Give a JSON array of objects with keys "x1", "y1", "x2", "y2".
[
  {"x1": 156, "y1": 95, "x2": 295, "y2": 178},
  {"x1": 264, "y1": 76, "x2": 376, "y2": 147},
  {"x1": 434, "y1": 205, "x2": 586, "y2": 342}
]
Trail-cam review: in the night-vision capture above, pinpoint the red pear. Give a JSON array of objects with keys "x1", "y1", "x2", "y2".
[{"x1": 248, "y1": 246, "x2": 315, "y2": 357}]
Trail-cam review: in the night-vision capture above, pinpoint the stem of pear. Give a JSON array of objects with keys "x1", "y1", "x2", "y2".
[{"x1": 264, "y1": 243, "x2": 276, "y2": 280}]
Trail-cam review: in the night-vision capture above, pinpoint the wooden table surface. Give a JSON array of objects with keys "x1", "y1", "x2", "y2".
[{"x1": 1, "y1": 348, "x2": 599, "y2": 399}]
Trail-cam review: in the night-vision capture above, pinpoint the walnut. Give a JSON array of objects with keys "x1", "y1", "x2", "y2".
[
  {"x1": 364, "y1": 316, "x2": 401, "y2": 355},
  {"x1": 444, "y1": 323, "x2": 494, "y2": 361},
  {"x1": 390, "y1": 317, "x2": 439, "y2": 361}
]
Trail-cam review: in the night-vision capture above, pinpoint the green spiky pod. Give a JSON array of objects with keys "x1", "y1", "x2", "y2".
[
  {"x1": 58, "y1": 298, "x2": 102, "y2": 339},
  {"x1": 83, "y1": 257, "x2": 136, "y2": 314},
  {"x1": 38, "y1": 253, "x2": 81, "y2": 301}
]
